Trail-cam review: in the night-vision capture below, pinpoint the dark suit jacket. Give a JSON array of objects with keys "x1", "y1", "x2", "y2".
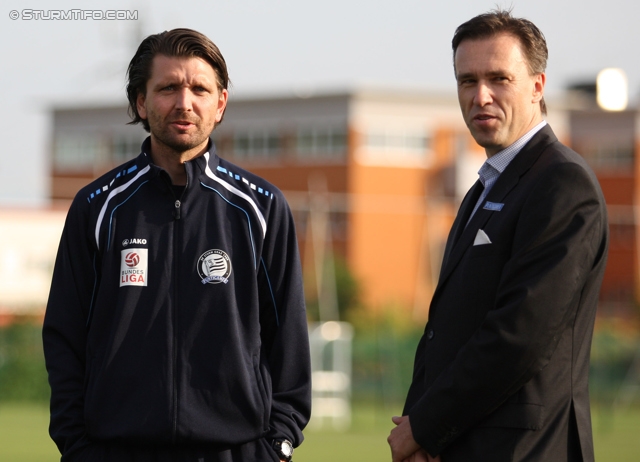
[{"x1": 403, "y1": 125, "x2": 608, "y2": 461}]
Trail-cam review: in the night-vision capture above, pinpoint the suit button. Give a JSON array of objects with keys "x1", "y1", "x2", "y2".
[{"x1": 427, "y1": 329, "x2": 434, "y2": 340}]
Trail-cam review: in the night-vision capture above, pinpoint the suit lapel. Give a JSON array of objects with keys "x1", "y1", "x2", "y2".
[
  {"x1": 434, "y1": 125, "x2": 558, "y2": 294},
  {"x1": 441, "y1": 180, "x2": 483, "y2": 268}
]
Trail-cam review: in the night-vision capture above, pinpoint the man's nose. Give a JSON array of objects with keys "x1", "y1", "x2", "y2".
[
  {"x1": 474, "y1": 83, "x2": 492, "y2": 106},
  {"x1": 175, "y1": 88, "x2": 193, "y2": 111}
]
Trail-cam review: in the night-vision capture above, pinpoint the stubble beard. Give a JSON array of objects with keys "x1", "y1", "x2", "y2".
[
  {"x1": 152, "y1": 127, "x2": 208, "y2": 154},
  {"x1": 148, "y1": 112, "x2": 213, "y2": 156}
]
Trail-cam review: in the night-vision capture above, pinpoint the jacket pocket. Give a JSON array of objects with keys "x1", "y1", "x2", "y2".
[
  {"x1": 477, "y1": 403, "x2": 544, "y2": 430},
  {"x1": 253, "y1": 355, "x2": 272, "y2": 432},
  {"x1": 83, "y1": 350, "x2": 105, "y2": 434},
  {"x1": 467, "y1": 241, "x2": 500, "y2": 259}
]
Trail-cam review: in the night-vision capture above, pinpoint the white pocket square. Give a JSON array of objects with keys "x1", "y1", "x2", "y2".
[{"x1": 473, "y1": 229, "x2": 492, "y2": 246}]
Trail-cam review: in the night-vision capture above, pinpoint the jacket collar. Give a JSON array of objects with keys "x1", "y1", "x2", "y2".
[{"x1": 138, "y1": 136, "x2": 219, "y2": 185}]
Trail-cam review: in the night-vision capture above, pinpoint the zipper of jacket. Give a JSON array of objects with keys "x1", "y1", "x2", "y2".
[{"x1": 170, "y1": 178, "x2": 186, "y2": 443}]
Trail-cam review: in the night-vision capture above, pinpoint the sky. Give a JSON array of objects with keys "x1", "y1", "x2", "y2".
[{"x1": 2, "y1": 0, "x2": 639, "y2": 206}]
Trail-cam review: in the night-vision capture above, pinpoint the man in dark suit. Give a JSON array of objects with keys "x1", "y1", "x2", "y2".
[{"x1": 388, "y1": 9, "x2": 608, "y2": 462}]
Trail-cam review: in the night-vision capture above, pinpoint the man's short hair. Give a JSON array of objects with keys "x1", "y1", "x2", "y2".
[
  {"x1": 452, "y1": 8, "x2": 548, "y2": 114},
  {"x1": 126, "y1": 28, "x2": 230, "y2": 131}
]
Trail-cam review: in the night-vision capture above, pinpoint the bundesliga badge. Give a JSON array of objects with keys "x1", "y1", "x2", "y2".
[
  {"x1": 120, "y1": 249, "x2": 148, "y2": 287},
  {"x1": 198, "y1": 249, "x2": 232, "y2": 284}
]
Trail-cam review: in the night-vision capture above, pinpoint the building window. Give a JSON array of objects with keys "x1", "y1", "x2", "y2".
[
  {"x1": 356, "y1": 129, "x2": 433, "y2": 167},
  {"x1": 233, "y1": 130, "x2": 281, "y2": 159},
  {"x1": 296, "y1": 127, "x2": 347, "y2": 158},
  {"x1": 113, "y1": 135, "x2": 144, "y2": 164},
  {"x1": 54, "y1": 134, "x2": 108, "y2": 170},
  {"x1": 365, "y1": 130, "x2": 430, "y2": 153}
]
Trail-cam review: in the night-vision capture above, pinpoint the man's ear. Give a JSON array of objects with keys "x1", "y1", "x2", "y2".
[
  {"x1": 136, "y1": 92, "x2": 147, "y2": 120},
  {"x1": 532, "y1": 72, "x2": 546, "y2": 105},
  {"x1": 215, "y1": 89, "x2": 229, "y2": 123}
]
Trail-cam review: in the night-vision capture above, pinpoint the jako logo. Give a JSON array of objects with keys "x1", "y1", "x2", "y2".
[
  {"x1": 124, "y1": 252, "x2": 140, "y2": 267},
  {"x1": 122, "y1": 238, "x2": 147, "y2": 247}
]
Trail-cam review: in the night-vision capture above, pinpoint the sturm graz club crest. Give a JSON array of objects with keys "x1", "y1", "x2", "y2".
[{"x1": 197, "y1": 249, "x2": 232, "y2": 284}]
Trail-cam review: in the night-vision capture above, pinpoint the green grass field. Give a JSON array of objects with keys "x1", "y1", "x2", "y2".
[
  {"x1": 0, "y1": 403, "x2": 59, "y2": 462},
  {"x1": 1, "y1": 402, "x2": 639, "y2": 461}
]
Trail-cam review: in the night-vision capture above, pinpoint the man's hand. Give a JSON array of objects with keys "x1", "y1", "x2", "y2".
[
  {"x1": 409, "y1": 450, "x2": 442, "y2": 462},
  {"x1": 388, "y1": 415, "x2": 420, "y2": 462},
  {"x1": 388, "y1": 415, "x2": 441, "y2": 462},
  {"x1": 403, "y1": 449, "x2": 437, "y2": 462}
]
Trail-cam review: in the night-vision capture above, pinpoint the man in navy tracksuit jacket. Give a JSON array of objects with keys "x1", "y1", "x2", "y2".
[{"x1": 43, "y1": 29, "x2": 311, "y2": 462}]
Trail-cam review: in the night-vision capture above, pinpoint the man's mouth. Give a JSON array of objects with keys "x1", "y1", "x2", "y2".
[
  {"x1": 474, "y1": 114, "x2": 496, "y2": 121},
  {"x1": 471, "y1": 114, "x2": 500, "y2": 128},
  {"x1": 172, "y1": 120, "x2": 195, "y2": 129}
]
